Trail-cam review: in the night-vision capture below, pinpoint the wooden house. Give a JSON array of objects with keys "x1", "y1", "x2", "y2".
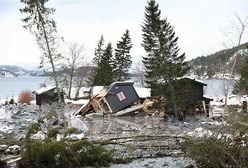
[
  {"x1": 181, "y1": 77, "x2": 213, "y2": 115},
  {"x1": 33, "y1": 86, "x2": 64, "y2": 106},
  {"x1": 80, "y1": 81, "x2": 140, "y2": 115}
]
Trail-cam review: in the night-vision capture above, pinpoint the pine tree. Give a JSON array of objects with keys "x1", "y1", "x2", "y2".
[
  {"x1": 90, "y1": 35, "x2": 104, "y2": 86},
  {"x1": 234, "y1": 48, "x2": 248, "y2": 94},
  {"x1": 114, "y1": 30, "x2": 132, "y2": 81},
  {"x1": 92, "y1": 43, "x2": 114, "y2": 86},
  {"x1": 93, "y1": 35, "x2": 105, "y2": 67},
  {"x1": 142, "y1": 0, "x2": 190, "y2": 119}
]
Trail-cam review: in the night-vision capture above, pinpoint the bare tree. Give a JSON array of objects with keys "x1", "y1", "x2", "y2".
[
  {"x1": 221, "y1": 13, "x2": 248, "y2": 111},
  {"x1": 132, "y1": 59, "x2": 146, "y2": 87},
  {"x1": 64, "y1": 43, "x2": 85, "y2": 99},
  {"x1": 223, "y1": 12, "x2": 248, "y2": 48}
]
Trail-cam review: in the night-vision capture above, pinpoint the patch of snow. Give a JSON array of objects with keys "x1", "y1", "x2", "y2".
[
  {"x1": 110, "y1": 156, "x2": 194, "y2": 168},
  {"x1": 227, "y1": 94, "x2": 241, "y2": 106},
  {"x1": 31, "y1": 131, "x2": 46, "y2": 140},
  {"x1": 0, "y1": 108, "x2": 11, "y2": 119},
  {"x1": 187, "y1": 127, "x2": 213, "y2": 138},
  {"x1": 68, "y1": 133, "x2": 85, "y2": 140}
]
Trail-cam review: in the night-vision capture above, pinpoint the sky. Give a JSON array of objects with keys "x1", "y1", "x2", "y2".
[{"x1": 0, "y1": 0, "x2": 248, "y2": 70}]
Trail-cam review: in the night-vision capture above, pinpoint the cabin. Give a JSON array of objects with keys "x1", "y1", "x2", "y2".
[
  {"x1": 80, "y1": 81, "x2": 140, "y2": 115},
  {"x1": 33, "y1": 86, "x2": 64, "y2": 106}
]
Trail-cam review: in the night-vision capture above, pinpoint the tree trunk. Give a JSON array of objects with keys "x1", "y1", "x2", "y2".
[
  {"x1": 68, "y1": 68, "x2": 74, "y2": 99},
  {"x1": 37, "y1": 6, "x2": 66, "y2": 128}
]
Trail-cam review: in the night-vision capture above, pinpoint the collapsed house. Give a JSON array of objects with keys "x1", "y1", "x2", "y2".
[
  {"x1": 77, "y1": 81, "x2": 150, "y2": 116},
  {"x1": 33, "y1": 86, "x2": 64, "y2": 107},
  {"x1": 75, "y1": 77, "x2": 212, "y2": 117}
]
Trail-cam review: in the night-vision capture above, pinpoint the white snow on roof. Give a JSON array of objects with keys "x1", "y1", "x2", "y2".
[
  {"x1": 92, "y1": 86, "x2": 104, "y2": 96},
  {"x1": 183, "y1": 76, "x2": 206, "y2": 85},
  {"x1": 110, "y1": 80, "x2": 134, "y2": 86},
  {"x1": 134, "y1": 87, "x2": 151, "y2": 98},
  {"x1": 203, "y1": 95, "x2": 213, "y2": 100},
  {"x1": 34, "y1": 85, "x2": 56, "y2": 95}
]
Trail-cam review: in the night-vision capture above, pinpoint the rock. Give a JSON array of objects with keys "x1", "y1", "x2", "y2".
[
  {"x1": 6, "y1": 145, "x2": 21, "y2": 154},
  {"x1": 52, "y1": 119, "x2": 59, "y2": 126},
  {"x1": 0, "y1": 145, "x2": 8, "y2": 152}
]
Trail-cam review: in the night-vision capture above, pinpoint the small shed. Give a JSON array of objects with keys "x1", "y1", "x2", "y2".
[
  {"x1": 181, "y1": 77, "x2": 213, "y2": 115},
  {"x1": 80, "y1": 81, "x2": 140, "y2": 114},
  {"x1": 181, "y1": 77, "x2": 207, "y2": 100},
  {"x1": 33, "y1": 86, "x2": 64, "y2": 106}
]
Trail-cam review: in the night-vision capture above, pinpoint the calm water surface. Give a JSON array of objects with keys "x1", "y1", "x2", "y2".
[
  {"x1": 0, "y1": 77, "x2": 234, "y2": 99},
  {"x1": 0, "y1": 77, "x2": 50, "y2": 98}
]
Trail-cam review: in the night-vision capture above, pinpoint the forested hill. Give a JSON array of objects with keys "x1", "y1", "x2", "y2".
[{"x1": 188, "y1": 42, "x2": 248, "y2": 79}]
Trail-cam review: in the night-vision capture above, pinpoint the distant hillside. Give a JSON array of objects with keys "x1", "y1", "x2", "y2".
[
  {"x1": 188, "y1": 43, "x2": 248, "y2": 79},
  {"x1": 0, "y1": 65, "x2": 44, "y2": 77}
]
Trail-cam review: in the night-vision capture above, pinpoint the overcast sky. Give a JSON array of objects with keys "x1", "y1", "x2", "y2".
[{"x1": 0, "y1": 0, "x2": 248, "y2": 69}]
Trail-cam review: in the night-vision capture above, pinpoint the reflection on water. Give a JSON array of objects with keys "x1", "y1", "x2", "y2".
[{"x1": 83, "y1": 115, "x2": 198, "y2": 139}]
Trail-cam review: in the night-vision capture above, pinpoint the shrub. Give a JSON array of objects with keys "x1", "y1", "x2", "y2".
[
  {"x1": 183, "y1": 137, "x2": 248, "y2": 168},
  {"x1": 18, "y1": 90, "x2": 34, "y2": 104},
  {"x1": 183, "y1": 108, "x2": 248, "y2": 168},
  {"x1": 26, "y1": 122, "x2": 41, "y2": 139},
  {"x1": 18, "y1": 139, "x2": 113, "y2": 168},
  {"x1": 0, "y1": 158, "x2": 7, "y2": 168}
]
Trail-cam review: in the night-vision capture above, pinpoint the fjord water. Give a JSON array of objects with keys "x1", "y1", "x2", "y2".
[
  {"x1": 0, "y1": 77, "x2": 50, "y2": 99},
  {"x1": 0, "y1": 77, "x2": 234, "y2": 100}
]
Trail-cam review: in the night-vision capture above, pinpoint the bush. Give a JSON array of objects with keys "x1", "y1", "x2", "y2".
[
  {"x1": 18, "y1": 90, "x2": 34, "y2": 104},
  {"x1": 18, "y1": 139, "x2": 113, "y2": 168},
  {"x1": 0, "y1": 159, "x2": 7, "y2": 168},
  {"x1": 183, "y1": 137, "x2": 248, "y2": 168},
  {"x1": 183, "y1": 108, "x2": 248, "y2": 168}
]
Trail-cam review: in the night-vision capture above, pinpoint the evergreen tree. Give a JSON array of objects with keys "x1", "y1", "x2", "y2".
[
  {"x1": 142, "y1": 0, "x2": 190, "y2": 119},
  {"x1": 90, "y1": 35, "x2": 104, "y2": 86},
  {"x1": 92, "y1": 43, "x2": 114, "y2": 86},
  {"x1": 114, "y1": 30, "x2": 132, "y2": 81},
  {"x1": 93, "y1": 35, "x2": 105, "y2": 67},
  {"x1": 234, "y1": 47, "x2": 248, "y2": 94}
]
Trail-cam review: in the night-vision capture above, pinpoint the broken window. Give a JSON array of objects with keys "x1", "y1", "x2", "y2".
[{"x1": 117, "y1": 91, "x2": 126, "y2": 101}]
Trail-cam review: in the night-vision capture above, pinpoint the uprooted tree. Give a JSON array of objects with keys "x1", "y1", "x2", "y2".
[{"x1": 141, "y1": 0, "x2": 191, "y2": 119}]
